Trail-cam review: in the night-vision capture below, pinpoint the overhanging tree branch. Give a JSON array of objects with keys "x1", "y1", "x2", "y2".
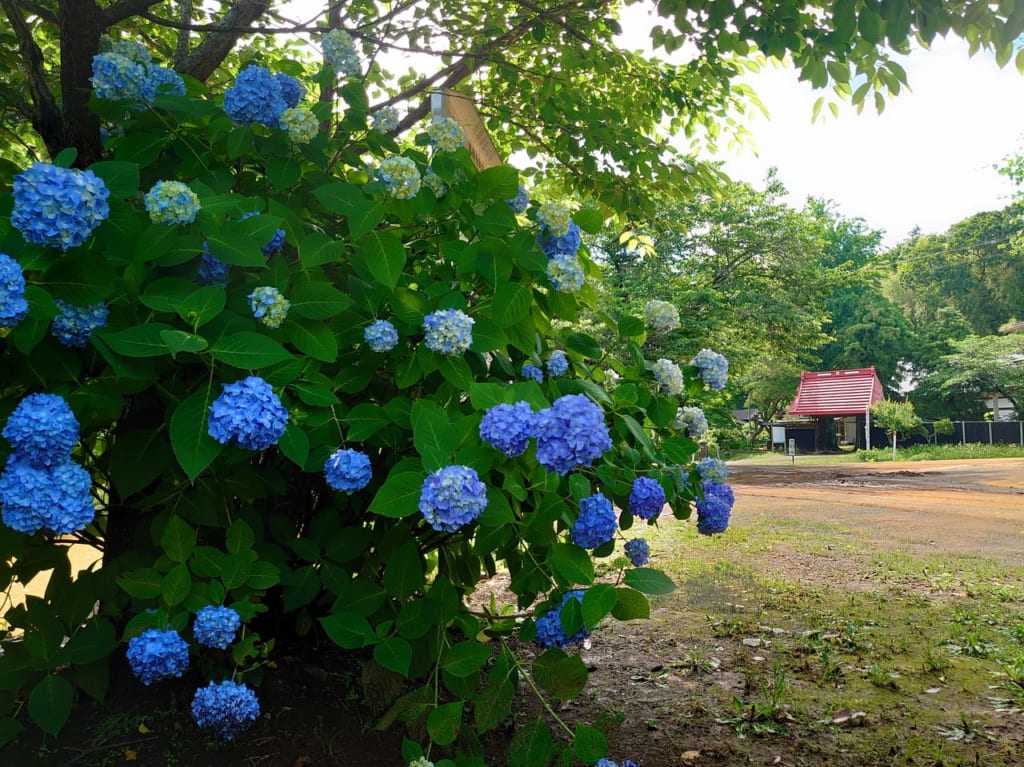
[
  {"x1": 101, "y1": 0, "x2": 161, "y2": 26},
  {"x1": 2, "y1": 0, "x2": 63, "y2": 154},
  {"x1": 177, "y1": 0, "x2": 271, "y2": 82}
]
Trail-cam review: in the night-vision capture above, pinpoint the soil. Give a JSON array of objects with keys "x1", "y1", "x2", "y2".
[{"x1": 6, "y1": 458, "x2": 1024, "y2": 767}]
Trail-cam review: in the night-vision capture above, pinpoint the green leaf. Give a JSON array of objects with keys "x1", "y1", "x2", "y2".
[
  {"x1": 426, "y1": 700, "x2": 463, "y2": 746},
  {"x1": 117, "y1": 568, "x2": 163, "y2": 599},
  {"x1": 45, "y1": 252, "x2": 116, "y2": 304},
  {"x1": 412, "y1": 402, "x2": 459, "y2": 470},
  {"x1": 572, "y1": 209, "x2": 604, "y2": 235},
  {"x1": 374, "y1": 636, "x2": 413, "y2": 677},
  {"x1": 622, "y1": 567, "x2": 676, "y2": 595},
  {"x1": 475, "y1": 165, "x2": 519, "y2": 199},
  {"x1": 344, "y1": 403, "x2": 390, "y2": 441},
  {"x1": 226, "y1": 519, "x2": 255, "y2": 553},
  {"x1": 221, "y1": 552, "x2": 252, "y2": 591},
  {"x1": 160, "y1": 515, "x2": 196, "y2": 562},
  {"x1": 209, "y1": 332, "x2": 292, "y2": 369},
  {"x1": 28, "y1": 675, "x2": 73, "y2": 736},
  {"x1": 99, "y1": 323, "x2": 178, "y2": 357},
  {"x1": 313, "y1": 181, "x2": 366, "y2": 214},
  {"x1": 362, "y1": 231, "x2": 407, "y2": 290},
  {"x1": 0, "y1": 718, "x2": 24, "y2": 748},
  {"x1": 581, "y1": 584, "x2": 618, "y2": 628},
  {"x1": 162, "y1": 564, "x2": 192, "y2": 607},
  {"x1": 659, "y1": 435, "x2": 697, "y2": 465},
  {"x1": 368, "y1": 469, "x2": 424, "y2": 519},
  {"x1": 508, "y1": 718, "x2": 554, "y2": 767},
  {"x1": 246, "y1": 561, "x2": 280, "y2": 590},
  {"x1": 438, "y1": 355, "x2": 473, "y2": 390},
  {"x1": 284, "y1": 320, "x2": 338, "y2": 362},
  {"x1": 573, "y1": 725, "x2": 607, "y2": 763},
  {"x1": 204, "y1": 229, "x2": 265, "y2": 267},
  {"x1": 533, "y1": 651, "x2": 587, "y2": 700},
  {"x1": 89, "y1": 161, "x2": 140, "y2": 198},
  {"x1": 611, "y1": 587, "x2": 650, "y2": 620},
  {"x1": 283, "y1": 565, "x2": 320, "y2": 611},
  {"x1": 443, "y1": 641, "x2": 492, "y2": 677},
  {"x1": 550, "y1": 543, "x2": 594, "y2": 586},
  {"x1": 160, "y1": 330, "x2": 208, "y2": 357},
  {"x1": 63, "y1": 619, "x2": 117, "y2": 665},
  {"x1": 348, "y1": 200, "x2": 387, "y2": 239},
  {"x1": 320, "y1": 611, "x2": 375, "y2": 649},
  {"x1": 565, "y1": 332, "x2": 603, "y2": 359},
  {"x1": 290, "y1": 283, "x2": 354, "y2": 319},
  {"x1": 266, "y1": 156, "x2": 302, "y2": 189},
  {"x1": 177, "y1": 285, "x2": 225, "y2": 328},
  {"x1": 383, "y1": 541, "x2": 425, "y2": 599},
  {"x1": 475, "y1": 679, "x2": 514, "y2": 733},
  {"x1": 617, "y1": 316, "x2": 645, "y2": 338},
  {"x1": 299, "y1": 232, "x2": 346, "y2": 268},
  {"x1": 278, "y1": 423, "x2": 309, "y2": 467},
  {"x1": 170, "y1": 388, "x2": 223, "y2": 481},
  {"x1": 492, "y1": 282, "x2": 532, "y2": 328}
]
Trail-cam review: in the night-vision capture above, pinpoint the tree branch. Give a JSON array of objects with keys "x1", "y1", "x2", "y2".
[
  {"x1": 15, "y1": 0, "x2": 58, "y2": 24},
  {"x1": 173, "y1": 0, "x2": 193, "y2": 68},
  {"x1": 100, "y1": 0, "x2": 161, "y2": 26},
  {"x1": 177, "y1": 0, "x2": 272, "y2": 82},
  {"x1": 2, "y1": 0, "x2": 64, "y2": 155}
]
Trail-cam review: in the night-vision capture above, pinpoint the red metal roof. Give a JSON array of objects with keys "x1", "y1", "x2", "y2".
[{"x1": 788, "y1": 367, "x2": 884, "y2": 416}]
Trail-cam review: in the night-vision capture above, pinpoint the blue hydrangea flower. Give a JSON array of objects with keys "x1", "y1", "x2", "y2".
[
  {"x1": 521, "y1": 363, "x2": 544, "y2": 383},
  {"x1": 653, "y1": 358, "x2": 683, "y2": 396},
  {"x1": 644, "y1": 300, "x2": 680, "y2": 333},
  {"x1": 691, "y1": 348, "x2": 729, "y2": 390},
  {"x1": 419, "y1": 465, "x2": 488, "y2": 532},
  {"x1": 196, "y1": 250, "x2": 229, "y2": 287},
  {"x1": 427, "y1": 116, "x2": 464, "y2": 151},
  {"x1": 274, "y1": 73, "x2": 304, "y2": 108},
  {"x1": 506, "y1": 185, "x2": 529, "y2": 214},
  {"x1": 675, "y1": 406, "x2": 708, "y2": 438},
  {"x1": 422, "y1": 308, "x2": 473, "y2": 355},
  {"x1": 479, "y1": 401, "x2": 535, "y2": 458},
  {"x1": 372, "y1": 105, "x2": 399, "y2": 133},
  {"x1": 0, "y1": 253, "x2": 29, "y2": 329},
  {"x1": 534, "y1": 590, "x2": 587, "y2": 649},
  {"x1": 322, "y1": 28, "x2": 361, "y2": 77},
  {"x1": 534, "y1": 394, "x2": 611, "y2": 475},
  {"x1": 536, "y1": 201, "x2": 572, "y2": 238},
  {"x1": 2, "y1": 393, "x2": 79, "y2": 466},
  {"x1": 106, "y1": 38, "x2": 151, "y2": 64},
  {"x1": 126, "y1": 628, "x2": 190, "y2": 685},
  {"x1": 629, "y1": 476, "x2": 666, "y2": 521},
  {"x1": 696, "y1": 457, "x2": 729, "y2": 483},
  {"x1": 696, "y1": 480, "x2": 734, "y2": 535},
  {"x1": 247, "y1": 286, "x2": 290, "y2": 329},
  {"x1": 597, "y1": 761, "x2": 642, "y2": 767},
  {"x1": 624, "y1": 538, "x2": 650, "y2": 567},
  {"x1": 91, "y1": 51, "x2": 148, "y2": 102},
  {"x1": 546, "y1": 350, "x2": 568, "y2": 377},
  {"x1": 546, "y1": 253, "x2": 584, "y2": 293},
  {"x1": 238, "y1": 212, "x2": 286, "y2": 255},
  {"x1": 194, "y1": 605, "x2": 242, "y2": 650},
  {"x1": 11, "y1": 163, "x2": 110, "y2": 251},
  {"x1": 144, "y1": 180, "x2": 200, "y2": 225},
  {"x1": 422, "y1": 169, "x2": 447, "y2": 198},
  {"x1": 538, "y1": 222, "x2": 581, "y2": 257},
  {"x1": 223, "y1": 65, "x2": 286, "y2": 127},
  {"x1": 50, "y1": 300, "x2": 108, "y2": 348},
  {"x1": 0, "y1": 455, "x2": 95, "y2": 535},
  {"x1": 364, "y1": 319, "x2": 399, "y2": 352},
  {"x1": 572, "y1": 492, "x2": 617, "y2": 549},
  {"x1": 378, "y1": 155, "x2": 421, "y2": 199},
  {"x1": 324, "y1": 448, "x2": 372, "y2": 493},
  {"x1": 142, "y1": 65, "x2": 186, "y2": 103},
  {"x1": 208, "y1": 376, "x2": 288, "y2": 451},
  {"x1": 280, "y1": 107, "x2": 318, "y2": 144},
  {"x1": 191, "y1": 680, "x2": 260, "y2": 741}
]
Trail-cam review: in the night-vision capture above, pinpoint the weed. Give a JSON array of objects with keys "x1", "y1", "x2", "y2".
[
  {"x1": 936, "y1": 711, "x2": 992, "y2": 743},
  {"x1": 818, "y1": 647, "x2": 844, "y2": 683},
  {"x1": 723, "y1": 662, "x2": 794, "y2": 737},
  {"x1": 921, "y1": 645, "x2": 952, "y2": 673}
]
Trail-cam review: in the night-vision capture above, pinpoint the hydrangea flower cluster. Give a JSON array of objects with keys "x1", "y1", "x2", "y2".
[
  {"x1": 144, "y1": 180, "x2": 200, "y2": 225},
  {"x1": 238, "y1": 212, "x2": 286, "y2": 255},
  {"x1": 643, "y1": 300, "x2": 680, "y2": 333},
  {"x1": 691, "y1": 348, "x2": 729, "y2": 390},
  {"x1": 418, "y1": 465, "x2": 488, "y2": 532},
  {"x1": 106, "y1": 37, "x2": 151, "y2": 63},
  {"x1": 546, "y1": 350, "x2": 569, "y2": 377},
  {"x1": 2, "y1": 393, "x2": 80, "y2": 464},
  {"x1": 546, "y1": 253, "x2": 585, "y2": 293},
  {"x1": 427, "y1": 116, "x2": 464, "y2": 151},
  {"x1": 696, "y1": 457, "x2": 729, "y2": 483},
  {"x1": 194, "y1": 605, "x2": 242, "y2": 650},
  {"x1": 0, "y1": 455, "x2": 95, "y2": 534},
  {"x1": 597, "y1": 760, "x2": 642, "y2": 767},
  {"x1": 191, "y1": 680, "x2": 260, "y2": 741},
  {"x1": 126, "y1": 628, "x2": 190, "y2": 685},
  {"x1": 408, "y1": 758, "x2": 435, "y2": 767},
  {"x1": 479, "y1": 401, "x2": 535, "y2": 457},
  {"x1": 0, "y1": 253, "x2": 28, "y2": 329},
  {"x1": 534, "y1": 394, "x2": 611, "y2": 475},
  {"x1": 280, "y1": 106, "x2": 318, "y2": 144},
  {"x1": 536, "y1": 201, "x2": 572, "y2": 238},
  {"x1": 50, "y1": 300, "x2": 109, "y2": 348},
  {"x1": 422, "y1": 169, "x2": 447, "y2": 198},
  {"x1": 322, "y1": 28, "x2": 361, "y2": 77},
  {"x1": 506, "y1": 185, "x2": 529, "y2": 214},
  {"x1": 378, "y1": 155, "x2": 421, "y2": 199},
  {"x1": 364, "y1": 319, "x2": 399, "y2": 352},
  {"x1": 324, "y1": 448, "x2": 372, "y2": 493},
  {"x1": 533, "y1": 591, "x2": 588, "y2": 649},
  {"x1": 223, "y1": 65, "x2": 287, "y2": 127},
  {"x1": 675, "y1": 405, "x2": 708, "y2": 438},
  {"x1": 572, "y1": 493, "x2": 617, "y2": 549},
  {"x1": 11, "y1": 163, "x2": 110, "y2": 251},
  {"x1": 653, "y1": 359, "x2": 683, "y2": 396},
  {"x1": 628, "y1": 476, "x2": 666, "y2": 520},
  {"x1": 696, "y1": 480, "x2": 734, "y2": 535},
  {"x1": 207, "y1": 376, "x2": 288, "y2": 451},
  {"x1": 196, "y1": 251, "x2": 229, "y2": 287},
  {"x1": 624, "y1": 538, "x2": 650, "y2": 567},
  {"x1": 91, "y1": 51, "x2": 147, "y2": 102},
  {"x1": 422, "y1": 308, "x2": 473, "y2": 355},
  {"x1": 538, "y1": 221, "x2": 581, "y2": 258},
  {"x1": 521, "y1": 363, "x2": 543, "y2": 383},
  {"x1": 141, "y1": 65, "x2": 186, "y2": 102},
  {"x1": 372, "y1": 106, "x2": 399, "y2": 133},
  {"x1": 274, "y1": 73, "x2": 304, "y2": 108},
  {"x1": 247, "y1": 286, "x2": 290, "y2": 329}
]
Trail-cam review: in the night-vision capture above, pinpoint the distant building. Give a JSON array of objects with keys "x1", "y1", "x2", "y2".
[{"x1": 783, "y1": 367, "x2": 885, "y2": 451}]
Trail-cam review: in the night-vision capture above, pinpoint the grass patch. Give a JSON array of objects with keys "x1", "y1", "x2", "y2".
[{"x1": 858, "y1": 443, "x2": 1024, "y2": 462}]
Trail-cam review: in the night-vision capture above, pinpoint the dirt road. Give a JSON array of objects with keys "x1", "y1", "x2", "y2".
[{"x1": 729, "y1": 457, "x2": 1024, "y2": 563}]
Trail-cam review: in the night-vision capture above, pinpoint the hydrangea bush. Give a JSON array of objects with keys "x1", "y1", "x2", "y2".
[{"x1": 0, "y1": 45, "x2": 730, "y2": 764}]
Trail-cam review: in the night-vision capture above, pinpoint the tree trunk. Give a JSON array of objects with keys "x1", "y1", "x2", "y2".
[{"x1": 59, "y1": 0, "x2": 105, "y2": 166}]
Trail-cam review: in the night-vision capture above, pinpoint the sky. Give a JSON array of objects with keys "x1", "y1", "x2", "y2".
[{"x1": 707, "y1": 37, "x2": 1024, "y2": 246}]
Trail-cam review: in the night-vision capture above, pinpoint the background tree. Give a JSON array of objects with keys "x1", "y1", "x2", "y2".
[
  {"x1": 932, "y1": 333, "x2": 1024, "y2": 416},
  {"x1": 870, "y1": 399, "x2": 923, "y2": 460}
]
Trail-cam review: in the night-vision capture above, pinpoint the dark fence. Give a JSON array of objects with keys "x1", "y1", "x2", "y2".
[{"x1": 776, "y1": 419, "x2": 1024, "y2": 452}]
